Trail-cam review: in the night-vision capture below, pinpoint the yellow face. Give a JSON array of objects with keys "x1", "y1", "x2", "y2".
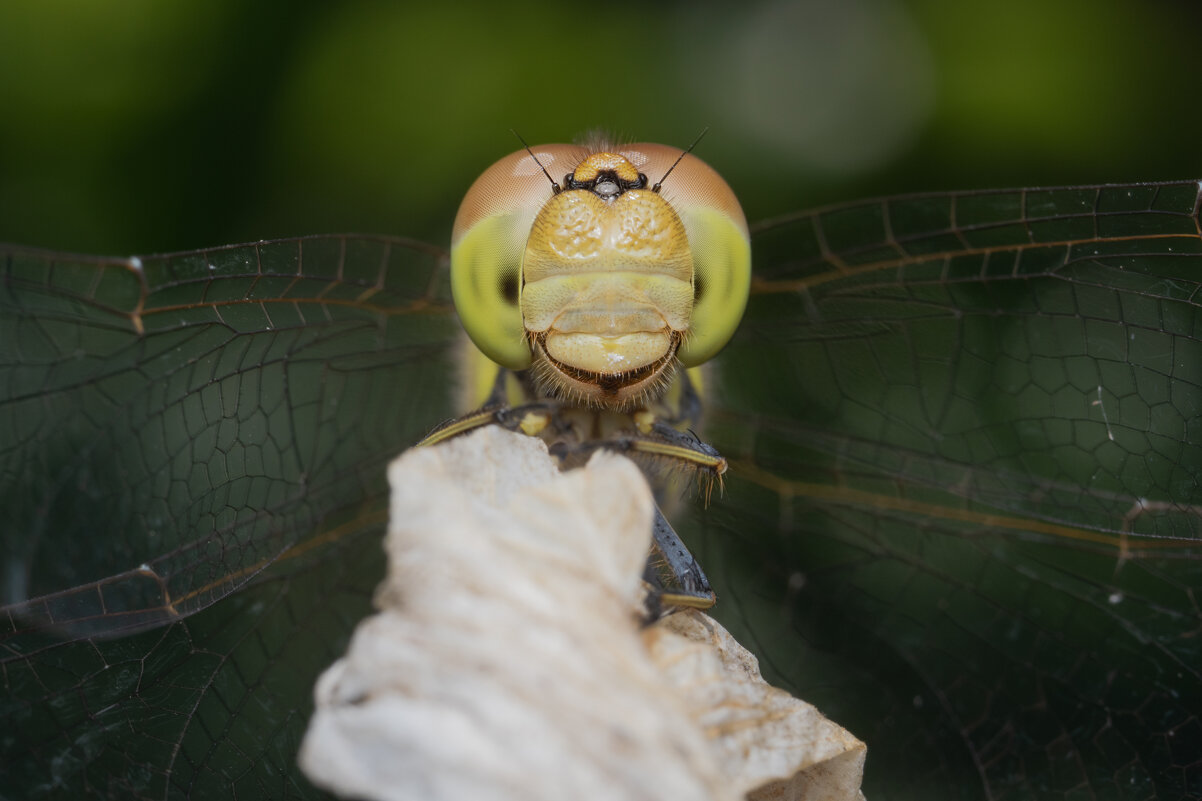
[{"x1": 451, "y1": 142, "x2": 750, "y2": 409}]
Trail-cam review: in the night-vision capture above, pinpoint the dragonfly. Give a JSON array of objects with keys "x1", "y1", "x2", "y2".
[
  {"x1": 425, "y1": 139, "x2": 750, "y2": 611},
  {"x1": 1, "y1": 170, "x2": 1199, "y2": 800}
]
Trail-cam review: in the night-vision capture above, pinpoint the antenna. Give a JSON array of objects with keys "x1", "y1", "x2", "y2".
[
  {"x1": 510, "y1": 129, "x2": 561, "y2": 194},
  {"x1": 652, "y1": 126, "x2": 710, "y2": 193}
]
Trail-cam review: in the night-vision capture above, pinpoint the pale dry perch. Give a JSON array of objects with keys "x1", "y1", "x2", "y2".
[{"x1": 299, "y1": 426, "x2": 865, "y2": 800}]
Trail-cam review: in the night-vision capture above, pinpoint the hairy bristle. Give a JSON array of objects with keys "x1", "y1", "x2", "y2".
[
  {"x1": 574, "y1": 129, "x2": 627, "y2": 153},
  {"x1": 527, "y1": 334, "x2": 682, "y2": 412}
]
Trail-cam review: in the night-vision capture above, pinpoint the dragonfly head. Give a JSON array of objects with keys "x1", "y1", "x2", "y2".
[{"x1": 451, "y1": 141, "x2": 751, "y2": 410}]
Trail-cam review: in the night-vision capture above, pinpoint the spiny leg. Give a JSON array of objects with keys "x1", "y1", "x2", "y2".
[
  {"x1": 552, "y1": 422, "x2": 726, "y2": 504},
  {"x1": 421, "y1": 367, "x2": 725, "y2": 616},
  {"x1": 549, "y1": 426, "x2": 724, "y2": 618},
  {"x1": 419, "y1": 399, "x2": 565, "y2": 447},
  {"x1": 642, "y1": 506, "x2": 716, "y2": 620}
]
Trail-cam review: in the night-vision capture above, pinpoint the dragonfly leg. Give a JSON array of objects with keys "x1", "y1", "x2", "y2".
[
  {"x1": 642, "y1": 505, "x2": 716, "y2": 619},
  {"x1": 418, "y1": 398, "x2": 565, "y2": 447},
  {"x1": 420, "y1": 366, "x2": 723, "y2": 617},
  {"x1": 552, "y1": 423, "x2": 726, "y2": 505}
]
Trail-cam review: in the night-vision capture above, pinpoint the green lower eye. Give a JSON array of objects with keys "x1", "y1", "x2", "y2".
[
  {"x1": 450, "y1": 214, "x2": 531, "y2": 370},
  {"x1": 677, "y1": 206, "x2": 751, "y2": 368},
  {"x1": 451, "y1": 142, "x2": 750, "y2": 401}
]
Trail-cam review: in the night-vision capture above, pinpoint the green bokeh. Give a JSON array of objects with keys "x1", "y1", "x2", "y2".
[{"x1": 1, "y1": 0, "x2": 1199, "y2": 254}]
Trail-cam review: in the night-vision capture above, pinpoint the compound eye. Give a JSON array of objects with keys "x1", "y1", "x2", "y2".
[
  {"x1": 675, "y1": 197, "x2": 750, "y2": 368},
  {"x1": 616, "y1": 144, "x2": 750, "y2": 367},
  {"x1": 450, "y1": 144, "x2": 583, "y2": 369},
  {"x1": 452, "y1": 142, "x2": 751, "y2": 373}
]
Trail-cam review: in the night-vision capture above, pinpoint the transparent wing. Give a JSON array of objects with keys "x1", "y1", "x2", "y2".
[
  {"x1": 3, "y1": 181, "x2": 1200, "y2": 799},
  {"x1": 699, "y1": 181, "x2": 1202, "y2": 798},
  {"x1": 0, "y1": 235, "x2": 459, "y2": 797}
]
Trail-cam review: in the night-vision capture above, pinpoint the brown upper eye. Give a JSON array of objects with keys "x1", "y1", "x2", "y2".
[{"x1": 450, "y1": 141, "x2": 750, "y2": 373}]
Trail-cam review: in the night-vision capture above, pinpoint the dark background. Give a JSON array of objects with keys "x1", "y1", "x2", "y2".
[{"x1": 1, "y1": 0, "x2": 1199, "y2": 256}]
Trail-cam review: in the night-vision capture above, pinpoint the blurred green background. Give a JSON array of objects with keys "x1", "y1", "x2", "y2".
[{"x1": 1, "y1": 0, "x2": 1199, "y2": 256}]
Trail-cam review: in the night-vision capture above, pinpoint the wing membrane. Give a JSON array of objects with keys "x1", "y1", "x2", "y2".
[
  {"x1": 702, "y1": 180, "x2": 1202, "y2": 798},
  {"x1": 1, "y1": 182, "x2": 1200, "y2": 798},
  {"x1": 1, "y1": 235, "x2": 456, "y2": 642}
]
